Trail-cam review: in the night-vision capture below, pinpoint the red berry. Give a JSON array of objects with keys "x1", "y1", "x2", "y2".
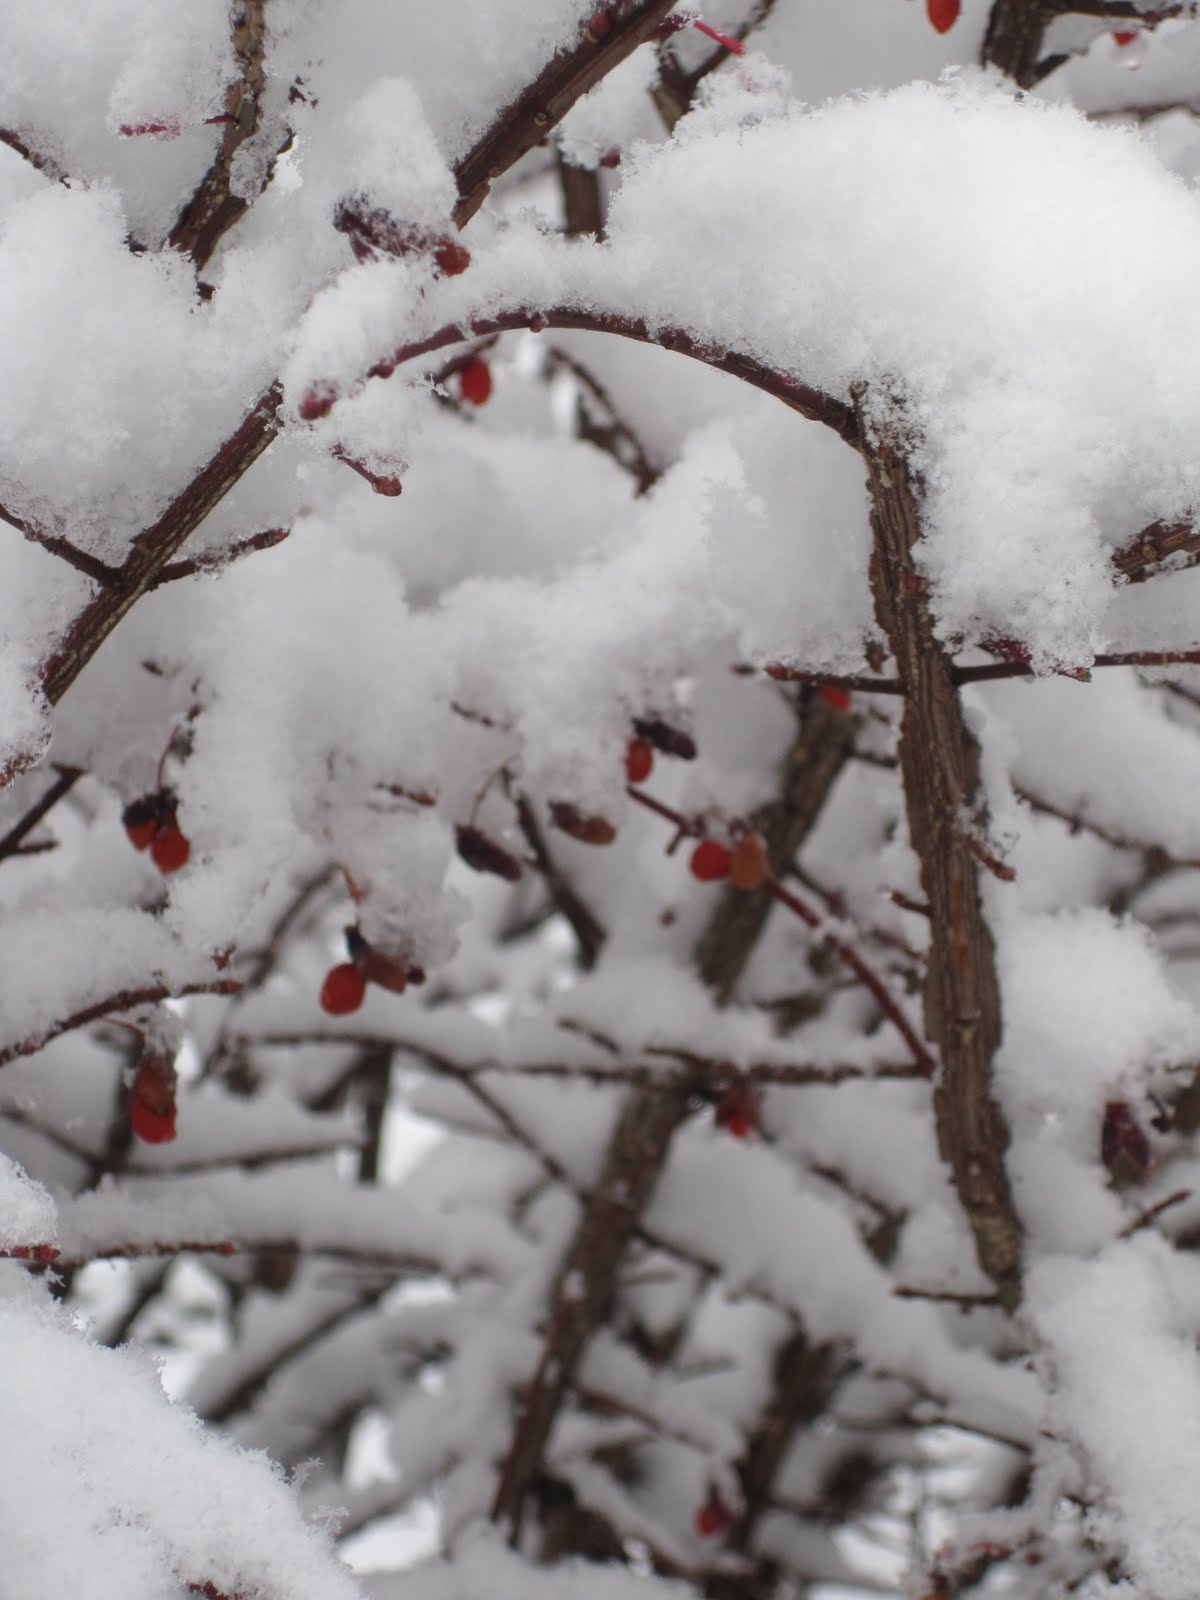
[
  {"x1": 729, "y1": 832, "x2": 769, "y2": 891},
  {"x1": 125, "y1": 817, "x2": 158, "y2": 851},
  {"x1": 695, "y1": 1491, "x2": 733, "y2": 1538},
  {"x1": 716, "y1": 1082, "x2": 761, "y2": 1139},
  {"x1": 320, "y1": 963, "x2": 367, "y2": 1015},
  {"x1": 150, "y1": 825, "x2": 190, "y2": 874},
  {"x1": 1112, "y1": 28, "x2": 1138, "y2": 44},
  {"x1": 625, "y1": 738, "x2": 654, "y2": 784},
  {"x1": 926, "y1": 0, "x2": 960, "y2": 32},
  {"x1": 131, "y1": 1097, "x2": 178, "y2": 1143},
  {"x1": 690, "y1": 839, "x2": 731, "y2": 882},
  {"x1": 459, "y1": 359, "x2": 493, "y2": 406},
  {"x1": 819, "y1": 684, "x2": 852, "y2": 712}
]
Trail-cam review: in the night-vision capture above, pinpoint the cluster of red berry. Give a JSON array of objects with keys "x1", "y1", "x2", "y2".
[
  {"x1": 122, "y1": 792, "x2": 191, "y2": 874},
  {"x1": 320, "y1": 926, "x2": 426, "y2": 1015}
]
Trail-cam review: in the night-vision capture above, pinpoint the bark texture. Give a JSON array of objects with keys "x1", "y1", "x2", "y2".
[{"x1": 858, "y1": 398, "x2": 1023, "y2": 1309}]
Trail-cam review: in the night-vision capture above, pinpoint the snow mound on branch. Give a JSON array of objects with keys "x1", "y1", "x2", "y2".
[
  {"x1": 1030, "y1": 1237, "x2": 1200, "y2": 1600},
  {"x1": 603, "y1": 72, "x2": 1200, "y2": 667},
  {"x1": 0, "y1": 1154, "x2": 56, "y2": 1250},
  {"x1": 0, "y1": 1289, "x2": 362, "y2": 1600},
  {"x1": 297, "y1": 72, "x2": 1200, "y2": 670}
]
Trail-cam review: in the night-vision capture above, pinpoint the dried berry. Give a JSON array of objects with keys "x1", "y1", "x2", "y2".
[
  {"x1": 625, "y1": 738, "x2": 654, "y2": 785},
  {"x1": 122, "y1": 797, "x2": 160, "y2": 851},
  {"x1": 298, "y1": 382, "x2": 337, "y2": 422},
  {"x1": 1101, "y1": 1099, "x2": 1152, "y2": 1185},
  {"x1": 715, "y1": 1081, "x2": 761, "y2": 1139},
  {"x1": 455, "y1": 824, "x2": 524, "y2": 881},
  {"x1": 549, "y1": 801, "x2": 617, "y2": 845},
  {"x1": 690, "y1": 839, "x2": 731, "y2": 882},
  {"x1": 346, "y1": 926, "x2": 410, "y2": 995},
  {"x1": 633, "y1": 717, "x2": 697, "y2": 761},
  {"x1": 729, "y1": 832, "x2": 769, "y2": 891},
  {"x1": 320, "y1": 963, "x2": 367, "y2": 1015}
]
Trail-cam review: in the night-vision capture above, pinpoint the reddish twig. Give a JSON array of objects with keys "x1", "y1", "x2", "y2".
[
  {"x1": 151, "y1": 526, "x2": 290, "y2": 587},
  {"x1": 0, "y1": 978, "x2": 242, "y2": 1067}
]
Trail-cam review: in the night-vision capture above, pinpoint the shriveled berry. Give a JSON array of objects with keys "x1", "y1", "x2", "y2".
[
  {"x1": 690, "y1": 839, "x2": 731, "y2": 882},
  {"x1": 729, "y1": 832, "x2": 769, "y2": 891},
  {"x1": 433, "y1": 237, "x2": 471, "y2": 276},
  {"x1": 926, "y1": 0, "x2": 960, "y2": 31},
  {"x1": 1101, "y1": 1099, "x2": 1152, "y2": 1185},
  {"x1": 320, "y1": 963, "x2": 367, "y2": 1015},
  {"x1": 456, "y1": 824, "x2": 524, "y2": 881},
  {"x1": 298, "y1": 381, "x2": 337, "y2": 422},
  {"x1": 459, "y1": 359, "x2": 493, "y2": 406},
  {"x1": 123, "y1": 801, "x2": 159, "y2": 852},
  {"x1": 346, "y1": 926, "x2": 410, "y2": 995},
  {"x1": 633, "y1": 717, "x2": 696, "y2": 760},
  {"x1": 150, "y1": 825, "x2": 191, "y2": 875},
  {"x1": 625, "y1": 738, "x2": 654, "y2": 784},
  {"x1": 549, "y1": 801, "x2": 617, "y2": 845}
]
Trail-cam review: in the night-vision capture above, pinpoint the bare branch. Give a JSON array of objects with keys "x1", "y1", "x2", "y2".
[
  {"x1": 0, "y1": 764, "x2": 83, "y2": 864},
  {"x1": 0, "y1": 978, "x2": 241, "y2": 1068},
  {"x1": 151, "y1": 526, "x2": 290, "y2": 588},
  {"x1": 167, "y1": 0, "x2": 276, "y2": 268},
  {"x1": 857, "y1": 390, "x2": 1022, "y2": 1310},
  {"x1": 452, "y1": 0, "x2": 681, "y2": 228}
]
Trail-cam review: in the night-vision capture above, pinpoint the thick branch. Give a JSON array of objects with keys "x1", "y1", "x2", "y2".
[
  {"x1": 167, "y1": 0, "x2": 273, "y2": 267},
  {"x1": 452, "y1": 0, "x2": 680, "y2": 228},
  {"x1": 858, "y1": 399, "x2": 1022, "y2": 1310},
  {"x1": 37, "y1": 384, "x2": 282, "y2": 712},
  {"x1": 0, "y1": 978, "x2": 241, "y2": 1067},
  {"x1": 488, "y1": 1077, "x2": 697, "y2": 1536}
]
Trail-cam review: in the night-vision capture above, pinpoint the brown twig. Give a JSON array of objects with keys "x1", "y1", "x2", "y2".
[
  {"x1": 0, "y1": 978, "x2": 241, "y2": 1067},
  {"x1": 452, "y1": 0, "x2": 681, "y2": 228},
  {"x1": 353, "y1": 308, "x2": 860, "y2": 448},
  {"x1": 33, "y1": 382, "x2": 284, "y2": 718},
  {"x1": 151, "y1": 526, "x2": 290, "y2": 587},
  {"x1": 0, "y1": 764, "x2": 83, "y2": 864},
  {"x1": 1118, "y1": 1186, "x2": 1193, "y2": 1238},
  {"x1": 0, "y1": 127, "x2": 68, "y2": 183},
  {"x1": 514, "y1": 793, "x2": 607, "y2": 968},
  {"x1": 857, "y1": 390, "x2": 1022, "y2": 1311},
  {"x1": 545, "y1": 345, "x2": 661, "y2": 494},
  {"x1": 167, "y1": 0, "x2": 274, "y2": 268}
]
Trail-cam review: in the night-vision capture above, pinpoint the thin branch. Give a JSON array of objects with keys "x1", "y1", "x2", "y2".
[
  {"x1": 545, "y1": 344, "x2": 661, "y2": 493},
  {"x1": 758, "y1": 663, "x2": 906, "y2": 695},
  {"x1": 1118, "y1": 1186, "x2": 1193, "y2": 1238},
  {"x1": 151, "y1": 526, "x2": 290, "y2": 587},
  {"x1": 0, "y1": 126, "x2": 68, "y2": 183},
  {"x1": 452, "y1": 0, "x2": 681, "y2": 228},
  {"x1": 0, "y1": 978, "x2": 241, "y2": 1067},
  {"x1": 0, "y1": 764, "x2": 83, "y2": 864},
  {"x1": 514, "y1": 793, "x2": 607, "y2": 968},
  {"x1": 955, "y1": 648, "x2": 1200, "y2": 685},
  {"x1": 625, "y1": 784, "x2": 934, "y2": 1073},
  {"x1": 0, "y1": 497, "x2": 120, "y2": 584},
  {"x1": 343, "y1": 307, "x2": 860, "y2": 449},
  {"x1": 33, "y1": 382, "x2": 283, "y2": 718}
]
